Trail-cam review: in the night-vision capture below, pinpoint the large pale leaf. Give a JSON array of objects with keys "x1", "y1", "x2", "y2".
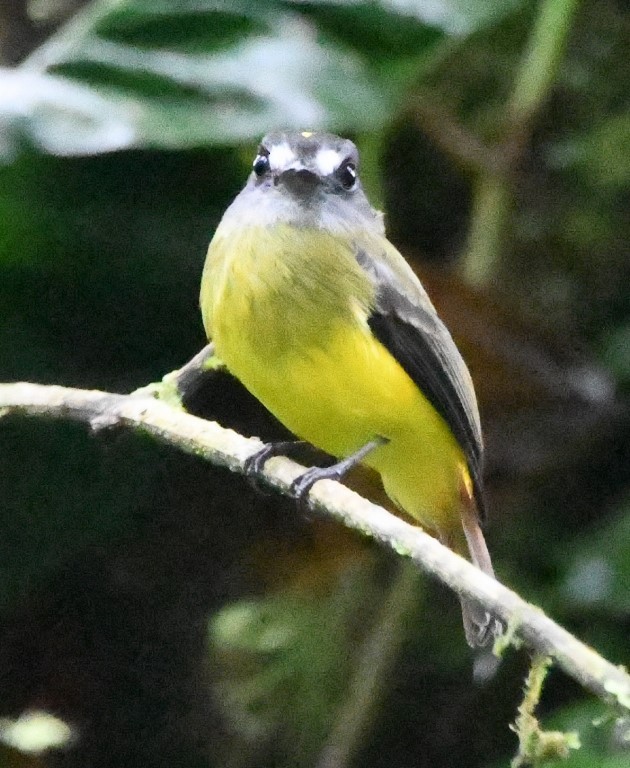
[{"x1": 1, "y1": 0, "x2": 526, "y2": 158}]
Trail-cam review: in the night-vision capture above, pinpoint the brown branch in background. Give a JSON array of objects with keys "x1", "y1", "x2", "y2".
[
  {"x1": 406, "y1": 0, "x2": 583, "y2": 284},
  {"x1": 0, "y1": 0, "x2": 86, "y2": 65},
  {"x1": 410, "y1": 97, "x2": 499, "y2": 177},
  {"x1": 0, "y1": 380, "x2": 629, "y2": 715}
]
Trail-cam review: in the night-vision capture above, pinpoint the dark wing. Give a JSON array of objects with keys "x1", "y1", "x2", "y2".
[{"x1": 356, "y1": 248, "x2": 486, "y2": 520}]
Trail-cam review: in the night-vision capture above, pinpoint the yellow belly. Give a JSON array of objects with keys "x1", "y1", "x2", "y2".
[
  {"x1": 215, "y1": 315, "x2": 467, "y2": 532},
  {"x1": 202, "y1": 224, "x2": 468, "y2": 533}
]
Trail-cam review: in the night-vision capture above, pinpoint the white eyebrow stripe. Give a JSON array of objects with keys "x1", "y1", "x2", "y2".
[
  {"x1": 315, "y1": 148, "x2": 342, "y2": 175},
  {"x1": 268, "y1": 142, "x2": 297, "y2": 171}
]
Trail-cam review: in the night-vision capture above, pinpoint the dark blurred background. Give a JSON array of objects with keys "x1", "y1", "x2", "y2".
[{"x1": 0, "y1": 1, "x2": 628, "y2": 767}]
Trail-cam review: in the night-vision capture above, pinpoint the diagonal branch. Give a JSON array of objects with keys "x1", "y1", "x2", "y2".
[{"x1": 0, "y1": 380, "x2": 629, "y2": 713}]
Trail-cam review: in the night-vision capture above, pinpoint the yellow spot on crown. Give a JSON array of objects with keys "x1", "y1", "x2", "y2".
[{"x1": 301, "y1": 131, "x2": 314, "y2": 137}]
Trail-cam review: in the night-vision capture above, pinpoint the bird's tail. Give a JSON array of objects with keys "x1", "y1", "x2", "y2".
[{"x1": 443, "y1": 482, "x2": 503, "y2": 652}]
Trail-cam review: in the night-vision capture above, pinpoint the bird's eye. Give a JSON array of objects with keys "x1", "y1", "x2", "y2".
[
  {"x1": 338, "y1": 161, "x2": 357, "y2": 190},
  {"x1": 253, "y1": 153, "x2": 270, "y2": 177}
]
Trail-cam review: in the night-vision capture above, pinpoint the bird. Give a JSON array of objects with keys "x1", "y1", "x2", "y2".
[{"x1": 200, "y1": 130, "x2": 500, "y2": 648}]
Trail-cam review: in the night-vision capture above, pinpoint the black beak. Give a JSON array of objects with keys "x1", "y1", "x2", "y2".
[{"x1": 278, "y1": 168, "x2": 320, "y2": 196}]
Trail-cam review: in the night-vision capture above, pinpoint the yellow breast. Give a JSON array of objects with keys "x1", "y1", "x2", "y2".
[{"x1": 201, "y1": 223, "x2": 468, "y2": 531}]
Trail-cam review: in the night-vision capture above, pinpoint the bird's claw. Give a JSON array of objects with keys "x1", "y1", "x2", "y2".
[
  {"x1": 290, "y1": 465, "x2": 343, "y2": 513},
  {"x1": 244, "y1": 440, "x2": 308, "y2": 495},
  {"x1": 244, "y1": 444, "x2": 276, "y2": 477},
  {"x1": 244, "y1": 444, "x2": 280, "y2": 494}
]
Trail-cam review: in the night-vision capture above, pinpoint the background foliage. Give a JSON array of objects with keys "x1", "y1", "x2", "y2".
[{"x1": 0, "y1": 1, "x2": 628, "y2": 767}]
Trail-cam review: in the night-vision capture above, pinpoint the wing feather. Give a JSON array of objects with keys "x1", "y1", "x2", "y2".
[{"x1": 356, "y1": 247, "x2": 486, "y2": 520}]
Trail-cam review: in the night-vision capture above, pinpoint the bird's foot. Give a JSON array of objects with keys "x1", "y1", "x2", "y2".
[
  {"x1": 244, "y1": 440, "x2": 310, "y2": 494},
  {"x1": 290, "y1": 436, "x2": 388, "y2": 512}
]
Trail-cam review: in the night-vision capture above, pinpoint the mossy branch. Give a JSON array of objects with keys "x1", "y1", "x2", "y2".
[
  {"x1": 511, "y1": 655, "x2": 580, "y2": 767},
  {"x1": 0, "y1": 377, "x2": 629, "y2": 716}
]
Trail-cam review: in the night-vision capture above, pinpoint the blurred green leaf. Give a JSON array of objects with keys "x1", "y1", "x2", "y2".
[
  {"x1": 0, "y1": 68, "x2": 137, "y2": 159},
  {"x1": 1, "y1": 1, "x2": 388, "y2": 157},
  {"x1": 548, "y1": 113, "x2": 630, "y2": 189},
  {"x1": 288, "y1": 0, "x2": 524, "y2": 37},
  {"x1": 0, "y1": 0, "x2": 530, "y2": 159},
  {"x1": 560, "y1": 501, "x2": 630, "y2": 615},
  {"x1": 209, "y1": 563, "x2": 381, "y2": 765},
  {"x1": 581, "y1": 114, "x2": 630, "y2": 188},
  {"x1": 395, "y1": 0, "x2": 525, "y2": 34},
  {"x1": 491, "y1": 701, "x2": 630, "y2": 768},
  {"x1": 541, "y1": 701, "x2": 630, "y2": 768},
  {"x1": 601, "y1": 322, "x2": 630, "y2": 387},
  {"x1": 0, "y1": 710, "x2": 74, "y2": 754},
  {"x1": 285, "y1": 1, "x2": 442, "y2": 58},
  {"x1": 211, "y1": 592, "x2": 350, "y2": 750},
  {"x1": 95, "y1": 3, "x2": 266, "y2": 52}
]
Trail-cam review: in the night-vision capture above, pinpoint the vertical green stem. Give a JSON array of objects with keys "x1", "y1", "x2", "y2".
[
  {"x1": 507, "y1": 0, "x2": 582, "y2": 130},
  {"x1": 464, "y1": 0, "x2": 582, "y2": 284},
  {"x1": 315, "y1": 562, "x2": 422, "y2": 768},
  {"x1": 465, "y1": 173, "x2": 512, "y2": 285}
]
